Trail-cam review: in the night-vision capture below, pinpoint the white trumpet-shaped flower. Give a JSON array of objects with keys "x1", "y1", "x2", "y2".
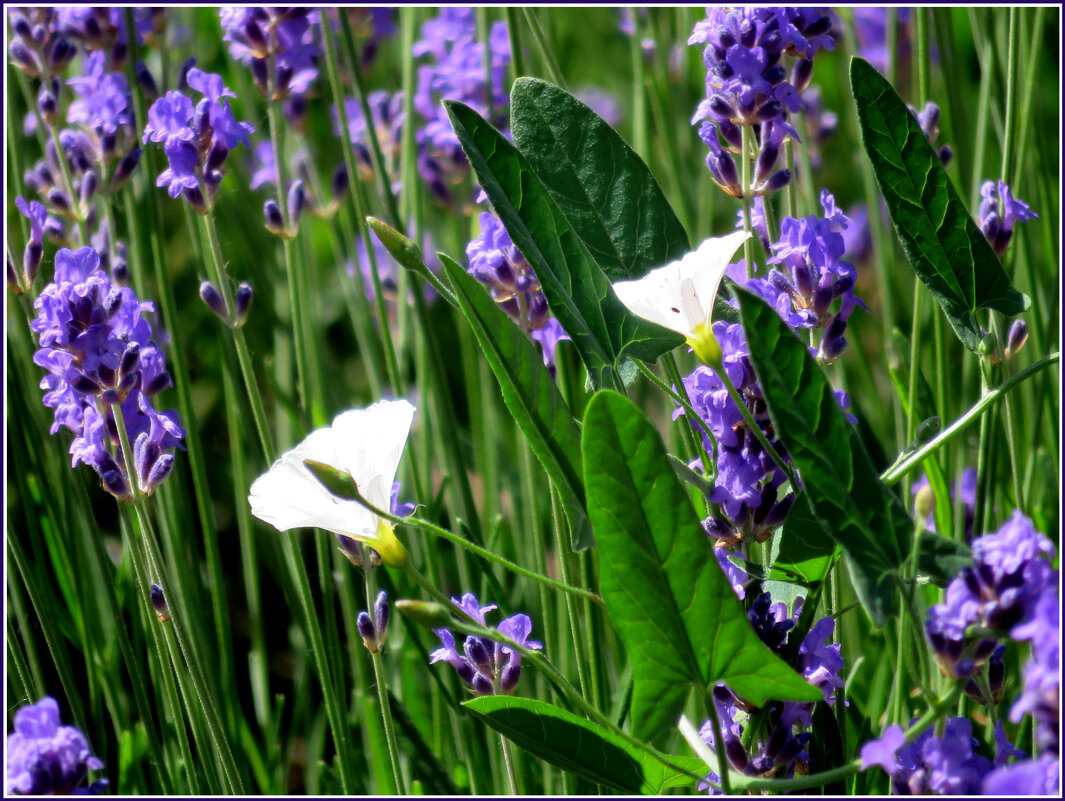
[
  {"x1": 248, "y1": 399, "x2": 415, "y2": 567},
  {"x1": 611, "y1": 230, "x2": 751, "y2": 356}
]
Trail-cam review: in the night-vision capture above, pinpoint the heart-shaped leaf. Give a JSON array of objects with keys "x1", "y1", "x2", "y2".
[
  {"x1": 733, "y1": 285, "x2": 911, "y2": 625},
  {"x1": 445, "y1": 101, "x2": 684, "y2": 389},
  {"x1": 441, "y1": 253, "x2": 593, "y2": 551},
  {"x1": 851, "y1": 56, "x2": 1029, "y2": 350},
  {"x1": 463, "y1": 696, "x2": 704, "y2": 794},
  {"x1": 583, "y1": 390, "x2": 821, "y2": 741}
]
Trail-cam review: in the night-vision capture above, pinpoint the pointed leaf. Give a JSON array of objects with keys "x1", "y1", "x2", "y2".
[
  {"x1": 583, "y1": 390, "x2": 821, "y2": 741},
  {"x1": 445, "y1": 101, "x2": 684, "y2": 388},
  {"x1": 441, "y1": 253, "x2": 593, "y2": 551},
  {"x1": 851, "y1": 57, "x2": 1029, "y2": 350},
  {"x1": 773, "y1": 492, "x2": 837, "y2": 585},
  {"x1": 510, "y1": 78, "x2": 690, "y2": 280},
  {"x1": 463, "y1": 696, "x2": 704, "y2": 794},
  {"x1": 733, "y1": 285, "x2": 911, "y2": 626},
  {"x1": 916, "y1": 533, "x2": 973, "y2": 587}
]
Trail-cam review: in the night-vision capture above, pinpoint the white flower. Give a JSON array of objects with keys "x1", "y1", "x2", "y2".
[
  {"x1": 611, "y1": 230, "x2": 751, "y2": 339},
  {"x1": 248, "y1": 399, "x2": 415, "y2": 567}
]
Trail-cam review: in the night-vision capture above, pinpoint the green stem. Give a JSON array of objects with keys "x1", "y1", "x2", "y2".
[
  {"x1": 704, "y1": 687, "x2": 732, "y2": 795},
  {"x1": 500, "y1": 735, "x2": 520, "y2": 794},
  {"x1": 634, "y1": 359, "x2": 715, "y2": 453},
  {"x1": 505, "y1": 7, "x2": 525, "y2": 78},
  {"x1": 739, "y1": 126, "x2": 754, "y2": 279},
  {"x1": 630, "y1": 8, "x2": 647, "y2": 157},
  {"x1": 371, "y1": 651, "x2": 406, "y2": 794},
  {"x1": 662, "y1": 353, "x2": 715, "y2": 478},
  {"x1": 521, "y1": 8, "x2": 567, "y2": 88},
  {"x1": 201, "y1": 209, "x2": 276, "y2": 461},
  {"x1": 999, "y1": 8, "x2": 1019, "y2": 183},
  {"x1": 903, "y1": 276, "x2": 925, "y2": 502},
  {"x1": 881, "y1": 352, "x2": 1058, "y2": 484},
  {"x1": 551, "y1": 486, "x2": 591, "y2": 699}
]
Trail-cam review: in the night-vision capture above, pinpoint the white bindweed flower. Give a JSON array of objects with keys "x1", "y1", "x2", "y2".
[
  {"x1": 611, "y1": 230, "x2": 750, "y2": 365},
  {"x1": 248, "y1": 399, "x2": 415, "y2": 568}
]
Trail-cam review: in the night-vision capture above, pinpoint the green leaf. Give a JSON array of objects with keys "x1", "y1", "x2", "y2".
[
  {"x1": 851, "y1": 57, "x2": 1029, "y2": 350},
  {"x1": 510, "y1": 78, "x2": 689, "y2": 281},
  {"x1": 733, "y1": 286, "x2": 911, "y2": 626},
  {"x1": 916, "y1": 532, "x2": 973, "y2": 586},
  {"x1": 582, "y1": 391, "x2": 821, "y2": 740},
  {"x1": 463, "y1": 696, "x2": 704, "y2": 794},
  {"x1": 444, "y1": 101, "x2": 684, "y2": 388},
  {"x1": 441, "y1": 253, "x2": 593, "y2": 551},
  {"x1": 773, "y1": 492, "x2": 838, "y2": 585}
]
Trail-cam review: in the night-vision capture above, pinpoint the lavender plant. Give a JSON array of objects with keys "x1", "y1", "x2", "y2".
[{"x1": 5, "y1": 6, "x2": 1059, "y2": 797}]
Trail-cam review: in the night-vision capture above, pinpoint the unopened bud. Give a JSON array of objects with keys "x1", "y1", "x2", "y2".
[
  {"x1": 150, "y1": 584, "x2": 171, "y2": 622},
  {"x1": 500, "y1": 664, "x2": 521, "y2": 693},
  {"x1": 330, "y1": 163, "x2": 349, "y2": 199},
  {"x1": 263, "y1": 199, "x2": 285, "y2": 236},
  {"x1": 394, "y1": 599, "x2": 453, "y2": 630},
  {"x1": 80, "y1": 170, "x2": 99, "y2": 205},
  {"x1": 1004, "y1": 319, "x2": 1028, "y2": 360},
  {"x1": 357, "y1": 611, "x2": 378, "y2": 651},
  {"x1": 234, "y1": 282, "x2": 253, "y2": 326},
  {"x1": 23, "y1": 241, "x2": 43, "y2": 286},
  {"x1": 687, "y1": 321, "x2": 723, "y2": 369},
  {"x1": 287, "y1": 180, "x2": 305, "y2": 229},
  {"x1": 110, "y1": 148, "x2": 142, "y2": 191},
  {"x1": 183, "y1": 185, "x2": 207, "y2": 213},
  {"x1": 465, "y1": 636, "x2": 492, "y2": 669},
  {"x1": 373, "y1": 590, "x2": 390, "y2": 646},
  {"x1": 199, "y1": 281, "x2": 228, "y2": 323},
  {"x1": 135, "y1": 60, "x2": 159, "y2": 101}
]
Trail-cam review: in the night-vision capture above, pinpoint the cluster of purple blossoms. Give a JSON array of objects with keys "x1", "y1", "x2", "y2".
[
  {"x1": 689, "y1": 7, "x2": 836, "y2": 198},
  {"x1": 220, "y1": 8, "x2": 317, "y2": 102},
  {"x1": 685, "y1": 192, "x2": 859, "y2": 546},
  {"x1": 466, "y1": 212, "x2": 571, "y2": 374},
  {"x1": 910, "y1": 102, "x2": 953, "y2": 167},
  {"x1": 334, "y1": 90, "x2": 405, "y2": 187},
  {"x1": 142, "y1": 68, "x2": 253, "y2": 210},
  {"x1": 345, "y1": 8, "x2": 396, "y2": 69},
  {"x1": 31, "y1": 247, "x2": 184, "y2": 500},
  {"x1": 7, "y1": 8, "x2": 77, "y2": 80},
  {"x1": 699, "y1": 559, "x2": 844, "y2": 790},
  {"x1": 925, "y1": 511, "x2": 1055, "y2": 680},
  {"x1": 748, "y1": 190, "x2": 862, "y2": 364},
  {"x1": 413, "y1": 7, "x2": 510, "y2": 210},
  {"x1": 977, "y1": 180, "x2": 1038, "y2": 257},
  {"x1": 5, "y1": 696, "x2": 107, "y2": 796},
  {"x1": 429, "y1": 593, "x2": 542, "y2": 697},
  {"x1": 860, "y1": 717, "x2": 1020, "y2": 795}
]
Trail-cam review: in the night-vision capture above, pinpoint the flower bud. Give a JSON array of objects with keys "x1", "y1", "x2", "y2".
[
  {"x1": 1004, "y1": 319, "x2": 1028, "y2": 361},
  {"x1": 330, "y1": 163, "x2": 349, "y2": 199},
  {"x1": 135, "y1": 60, "x2": 159, "y2": 101},
  {"x1": 914, "y1": 484, "x2": 936, "y2": 526},
  {"x1": 80, "y1": 171, "x2": 99, "y2": 206},
  {"x1": 110, "y1": 148, "x2": 142, "y2": 191},
  {"x1": 500, "y1": 664, "x2": 522, "y2": 693},
  {"x1": 394, "y1": 599, "x2": 454, "y2": 630},
  {"x1": 464, "y1": 636, "x2": 492, "y2": 669},
  {"x1": 37, "y1": 84, "x2": 58, "y2": 126},
  {"x1": 234, "y1": 282, "x2": 253, "y2": 327},
  {"x1": 150, "y1": 584, "x2": 171, "y2": 622},
  {"x1": 373, "y1": 591, "x2": 390, "y2": 647},
  {"x1": 199, "y1": 281, "x2": 228, "y2": 323},
  {"x1": 205, "y1": 141, "x2": 229, "y2": 173},
  {"x1": 183, "y1": 185, "x2": 207, "y2": 213},
  {"x1": 111, "y1": 257, "x2": 130, "y2": 287},
  {"x1": 23, "y1": 241, "x2": 44, "y2": 286},
  {"x1": 357, "y1": 611, "x2": 378, "y2": 652},
  {"x1": 471, "y1": 673, "x2": 494, "y2": 696},
  {"x1": 287, "y1": 180, "x2": 305, "y2": 229},
  {"x1": 47, "y1": 187, "x2": 70, "y2": 211},
  {"x1": 263, "y1": 199, "x2": 285, "y2": 236},
  {"x1": 687, "y1": 321, "x2": 723, "y2": 370},
  {"x1": 143, "y1": 453, "x2": 174, "y2": 494}
]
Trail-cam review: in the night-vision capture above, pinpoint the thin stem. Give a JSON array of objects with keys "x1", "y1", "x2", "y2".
[
  {"x1": 551, "y1": 486, "x2": 590, "y2": 700},
  {"x1": 903, "y1": 276, "x2": 925, "y2": 503},
  {"x1": 500, "y1": 735, "x2": 520, "y2": 795},
  {"x1": 505, "y1": 7, "x2": 525, "y2": 78},
  {"x1": 634, "y1": 359, "x2": 715, "y2": 453},
  {"x1": 999, "y1": 8, "x2": 1019, "y2": 183},
  {"x1": 704, "y1": 689, "x2": 732, "y2": 795},
  {"x1": 662, "y1": 353, "x2": 715, "y2": 478},
  {"x1": 201, "y1": 209, "x2": 276, "y2": 461},
  {"x1": 370, "y1": 651, "x2": 406, "y2": 794},
  {"x1": 739, "y1": 126, "x2": 754, "y2": 279},
  {"x1": 881, "y1": 352, "x2": 1058, "y2": 484},
  {"x1": 364, "y1": 498, "x2": 602, "y2": 606},
  {"x1": 521, "y1": 8, "x2": 567, "y2": 88}
]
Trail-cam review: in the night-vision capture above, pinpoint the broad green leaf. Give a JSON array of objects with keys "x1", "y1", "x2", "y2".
[
  {"x1": 510, "y1": 78, "x2": 690, "y2": 280},
  {"x1": 733, "y1": 286, "x2": 911, "y2": 625},
  {"x1": 583, "y1": 391, "x2": 821, "y2": 740},
  {"x1": 445, "y1": 101, "x2": 685, "y2": 388},
  {"x1": 916, "y1": 532, "x2": 972, "y2": 587},
  {"x1": 773, "y1": 492, "x2": 838, "y2": 585},
  {"x1": 851, "y1": 57, "x2": 1030, "y2": 350},
  {"x1": 463, "y1": 696, "x2": 704, "y2": 794},
  {"x1": 441, "y1": 253, "x2": 593, "y2": 551}
]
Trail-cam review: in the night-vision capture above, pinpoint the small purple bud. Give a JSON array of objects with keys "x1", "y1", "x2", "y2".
[
  {"x1": 143, "y1": 453, "x2": 169, "y2": 498},
  {"x1": 276, "y1": 63, "x2": 294, "y2": 96},
  {"x1": 199, "y1": 281, "x2": 228, "y2": 323},
  {"x1": 49, "y1": 39, "x2": 76, "y2": 73},
  {"x1": 764, "y1": 169, "x2": 792, "y2": 193},
  {"x1": 37, "y1": 84, "x2": 58, "y2": 125},
  {"x1": 143, "y1": 370, "x2": 172, "y2": 396},
  {"x1": 11, "y1": 15, "x2": 32, "y2": 39},
  {"x1": 937, "y1": 145, "x2": 953, "y2": 167},
  {"x1": 136, "y1": 60, "x2": 159, "y2": 101},
  {"x1": 755, "y1": 143, "x2": 779, "y2": 183},
  {"x1": 234, "y1": 282, "x2": 253, "y2": 326},
  {"x1": 472, "y1": 673, "x2": 494, "y2": 696},
  {"x1": 150, "y1": 584, "x2": 170, "y2": 621},
  {"x1": 71, "y1": 372, "x2": 101, "y2": 395},
  {"x1": 465, "y1": 636, "x2": 492, "y2": 669},
  {"x1": 23, "y1": 241, "x2": 43, "y2": 285},
  {"x1": 183, "y1": 185, "x2": 207, "y2": 212},
  {"x1": 500, "y1": 664, "x2": 521, "y2": 693},
  {"x1": 9, "y1": 41, "x2": 36, "y2": 74},
  {"x1": 177, "y1": 57, "x2": 196, "y2": 92},
  {"x1": 263, "y1": 199, "x2": 285, "y2": 235},
  {"x1": 111, "y1": 257, "x2": 130, "y2": 286},
  {"x1": 725, "y1": 738, "x2": 750, "y2": 772},
  {"x1": 373, "y1": 591, "x2": 390, "y2": 646},
  {"x1": 100, "y1": 464, "x2": 131, "y2": 500},
  {"x1": 47, "y1": 187, "x2": 70, "y2": 210},
  {"x1": 357, "y1": 611, "x2": 377, "y2": 650},
  {"x1": 205, "y1": 142, "x2": 229, "y2": 173},
  {"x1": 119, "y1": 342, "x2": 141, "y2": 379},
  {"x1": 111, "y1": 148, "x2": 142, "y2": 190},
  {"x1": 251, "y1": 58, "x2": 269, "y2": 94},
  {"x1": 80, "y1": 170, "x2": 99, "y2": 205},
  {"x1": 791, "y1": 58, "x2": 814, "y2": 93},
  {"x1": 1004, "y1": 319, "x2": 1028, "y2": 360},
  {"x1": 330, "y1": 163, "x2": 349, "y2": 199},
  {"x1": 287, "y1": 180, "x2": 305, "y2": 228}
]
